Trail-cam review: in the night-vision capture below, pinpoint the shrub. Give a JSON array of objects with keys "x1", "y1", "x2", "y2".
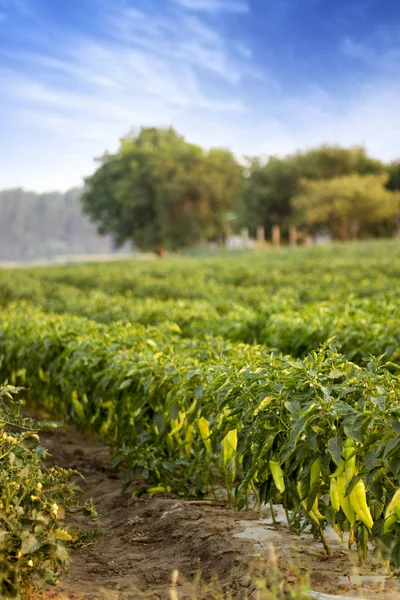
[{"x1": 0, "y1": 383, "x2": 79, "y2": 599}]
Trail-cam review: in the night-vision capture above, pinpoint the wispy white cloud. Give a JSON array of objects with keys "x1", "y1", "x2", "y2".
[
  {"x1": 172, "y1": 0, "x2": 249, "y2": 14},
  {"x1": 0, "y1": 0, "x2": 254, "y2": 190},
  {"x1": 252, "y1": 77, "x2": 400, "y2": 163},
  {"x1": 2, "y1": 0, "x2": 400, "y2": 193},
  {"x1": 341, "y1": 30, "x2": 400, "y2": 73},
  {"x1": 341, "y1": 37, "x2": 376, "y2": 62},
  {"x1": 236, "y1": 42, "x2": 252, "y2": 59}
]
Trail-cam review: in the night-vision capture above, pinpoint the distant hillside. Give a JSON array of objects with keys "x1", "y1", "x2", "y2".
[{"x1": 0, "y1": 188, "x2": 126, "y2": 261}]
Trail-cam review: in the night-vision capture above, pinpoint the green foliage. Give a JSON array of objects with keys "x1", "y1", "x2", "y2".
[
  {"x1": 0, "y1": 384, "x2": 79, "y2": 598},
  {"x1": 82, "y1": 127, "x2": 242, "y2": 251},
  {"x1": 1, "y1": 243, "x2": 400, "y2": 571},
  {"x1": 239, "y1": 145, "x2": 386, "y2": 237},
  {"x1": 293, "y1": 173, "x2": 400, "y2": 240},
  {"x1": 1, "y1": 241, "x2": 400, "y2": 365},
  {"x1": 387, "y1": 161, "x2": 400, "y2": 192},
  {"x1": 1, "y1": 143, "x2": 399, "y2": 260}
]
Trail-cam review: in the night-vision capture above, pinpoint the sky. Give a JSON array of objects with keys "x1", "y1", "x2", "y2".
[{"x1": 1, "y1": 0, "x2": 400, "y2": 192}]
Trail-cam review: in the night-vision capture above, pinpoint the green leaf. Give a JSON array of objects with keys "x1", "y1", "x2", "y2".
[
  {"x1": 389, "y1": 457, "x2": 400, "y2": 479},
  {"x1": 327, "y1": 435, "x2": 343, "y2": 465},
  {"x1": 284, "y1": 400, "x2": 300, "y2": 414},
  {"x1": 364, "y1": 449, "x2": 378, "y2": 470},
  {"x1": 237, "y1": 498, "x2": 246, "y2": 512},
  {"x1": 20, "y1": 534, "x2": 42, "y2": 555},
  {"x1": 344, "y1": 473, "x2": 362, "y2": 497},
  {"x1": 389, "y1": 419, "x2": 400, "y2": 435},
  {"x1": 344, "y1": 424, "x2": 362, "y2": 443},
  {"x1": 325, "y1": 505, "x2": 337, "y2": 528},
  {"x1": 328, "y1": 369, "x2": 344, "y2": 379},
  {"x1": 119, "y1": 378, "x2": 133, "y2": 390},
  {"x1": 55, "y1": 528, "x2": 73, "y2": 541},
  {"x1": 384, "y1": 437, "x2": 400, "y2": 458}
]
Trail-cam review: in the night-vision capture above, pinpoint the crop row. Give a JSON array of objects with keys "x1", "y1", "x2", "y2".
[
  {"x1": 23, "y1": 241, "x2": 400, "y2": 303},
  {"x1": 1, "y1": 305, "x2": 400, "y2": 568},
  {"x1": 1, "y1": 271, "x2": 400, "y2": 366}
]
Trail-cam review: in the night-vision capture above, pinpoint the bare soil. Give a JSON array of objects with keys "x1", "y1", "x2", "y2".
[
  {"x1": 37, "y1": 425, "x2": 261, "y2": 600},
  {"x1": 33, "y1": 425, "x2": 400, "y2": 600}
]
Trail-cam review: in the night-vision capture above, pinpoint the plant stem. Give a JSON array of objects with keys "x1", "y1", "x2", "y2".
[
  {"x1": 227, "y1": 482, "x2": 232, "y2": 508},
  {"x1": 250, "y1": 480, "x2": 263, "y2": 519},
  {"x1": 319, "y1": 526, "x2": 332, "y2": 557},
  {"x1": 269, "y1": 500, "x2": 277, "y2": 525},
  {"x1": 284, "y1": 503, "x2": 291, "y2": 528}
]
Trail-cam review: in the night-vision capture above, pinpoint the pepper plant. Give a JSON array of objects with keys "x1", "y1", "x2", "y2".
[
  {"x1": 0, "y1": 383, "x2": 79, "y2": 598},
  {"x1": 1, "y1": 243, "x2": 400, "y2": 572}
]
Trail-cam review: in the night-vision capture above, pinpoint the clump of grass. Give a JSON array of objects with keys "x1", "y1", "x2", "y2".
[
  {"x1": 70, "y1": 528, "x2": 106, "y2": 550},
  {"x1": 96, "y1": 545, "x2": 311, "y2": 600}
]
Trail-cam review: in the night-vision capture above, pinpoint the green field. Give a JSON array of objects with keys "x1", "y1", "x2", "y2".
[{"x1": 2, "y1": 240, "x2": 400, "y2": 575}]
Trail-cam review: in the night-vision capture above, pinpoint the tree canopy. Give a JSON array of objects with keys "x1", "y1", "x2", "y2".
[
  {"x1": 2, "y1": 134, "x2": 400, "y2": 261},
  {"x1": 238, "y1": 145, "x2": 386, "y2": 237},
  {"x1": 82, "y1": 127, "x2": 242, "y2": 252},
  {"x1": 292, "y1": 173, "x2": 400, "y2": 240}
]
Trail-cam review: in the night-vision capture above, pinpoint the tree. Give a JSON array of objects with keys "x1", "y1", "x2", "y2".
[
  {"x1": 238, "y1": 146, "x2": 385, "y2": 238},
  {"x1": 387, "y1": 161, "x2": 400, "y2": 192},
  {"x1": 82, "y1": 127, "x2": 242, "y2": 253},
  {"x1": 292, "y1": 173, "x2": 400, "y2": 241}
]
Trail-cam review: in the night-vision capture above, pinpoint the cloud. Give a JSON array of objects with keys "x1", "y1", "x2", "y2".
[
  {"x1": 251, "y1": 76, "x2": 400, "y2": 164},
  {"x1": 0, "y1": 0, "x2": 253, "y2": 190},
  {"x1": 2, "y1": 3, "x2": 250, "y2": 110},
  {"x1": 341, "y1": 37, "x2": 376, "y2": 62},
  {"x1": 2, "y1": 0, "x2": 400, "y2": 193},
  {"x1": 236, "y1": 42, "x2": 252, "y2": 59},
  {"x1": 172, "y1": 0, "x2": 249, "y2": 14},
  {"x1": 341, "y1": 30, "x2": 400, "y2": 74}
]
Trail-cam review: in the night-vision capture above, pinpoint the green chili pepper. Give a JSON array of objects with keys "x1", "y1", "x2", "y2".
[
  {"x1": 297, "y1": 481, "x2": 324, "y2": 523},
  {"x1": 330, "y1": 459, "x2": 345, "y2": 478},
  {"x1": 342, "y1": 440, "x2": 373, "y2": 529},
  {"x1": 270, "y1": 460, "x2": 285, "y2": 493},
  {"x1": 198, "y1": 417, "x2": 212, "y2": 453},
  {"x1": 330, "y1": 477, "x2": 340, "y2": 512},
  {"x1": 349, "y1": 479, "x2": 373, "y2": 529},
  {"x1": 310, "y1": 458, "x2": 321, "y2": 487},
  {"x1": 343, "y1": 439, "x2": 356, "y2": 482},
  {"x1": 384, "y1": 489, "x2": 400, "y2": 533},
  {"x1": 337, "y1": 472, "x2": 356, "y2": 526}
]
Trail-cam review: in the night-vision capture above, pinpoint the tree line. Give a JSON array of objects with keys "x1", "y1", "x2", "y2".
[
  {"x1": 3, "y1": 127, "x2": 400, "y2": 261},
  {"x1": 83, "y1": 127, "x2": 400, "y2": 252}
]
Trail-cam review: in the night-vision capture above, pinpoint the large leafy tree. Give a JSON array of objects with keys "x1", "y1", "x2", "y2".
[
  {"x1": 82, "y1": 127, "x2": 242, "y2": 252},
  {"x1": 238, "y1": 146, "x2": 385, "y2": 237},
  {"x1": 292, "y1": 173, "x2": 400, "y2": 240}
]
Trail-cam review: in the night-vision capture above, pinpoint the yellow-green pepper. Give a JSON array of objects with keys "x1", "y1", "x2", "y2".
[
  {"x1": 342, "y1": 439, "x2": 373, "y2": 529},
  {"x1": 270, "y1": 460, "x2": 285, "y2": 493},
  {"x1": 384, "y1": 489, "x2": 400, "y2": 533},
  {"x1": 330, "y1": 477, "x2": 340, "y2": 512}
]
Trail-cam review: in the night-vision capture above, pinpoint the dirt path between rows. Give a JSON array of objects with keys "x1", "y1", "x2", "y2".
[
  {"x1": 38, "y1": 426, "x2": 263, "y2": 600},
  {"x1": 37, "y1": 425, "x2": 400, "y2": 600}
]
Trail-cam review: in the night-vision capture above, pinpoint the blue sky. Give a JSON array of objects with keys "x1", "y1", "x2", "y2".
[{"x1": 1, "y1": 0, "x2": 400, "y2": 191}]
